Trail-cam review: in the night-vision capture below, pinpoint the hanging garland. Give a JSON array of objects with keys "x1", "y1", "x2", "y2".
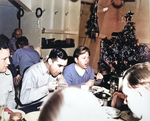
[{"x1": 85, "y1": 0, "x2": 99, "y2": 39}]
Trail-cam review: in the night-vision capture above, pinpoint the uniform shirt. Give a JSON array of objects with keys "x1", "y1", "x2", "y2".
[
  {"x1": 0, "y1": 69, "x2": 16, "y2": 108},
  {"x1": 63, "y1": 63, "x2": 95, "y2": 86},
  {"x1": 20, "y1": 61, "x2": 58, "y2": 105},
  {"x1": 12, "y1": 46, "x2": 40, "y2": 75}
]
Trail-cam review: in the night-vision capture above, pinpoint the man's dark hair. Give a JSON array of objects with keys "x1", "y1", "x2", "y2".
[
  {"x1": 73, "y1": 46, "x2": 91, "y2": 59},
  {"x1": 0, "y1": 34, "x2": 9, "y2": 50},
  {"x1": 16, "y1": 36, "x2": 29, "y2": 49},
  {"x1": 48, "y1": 48, "x2": 68, "y2": 61}
]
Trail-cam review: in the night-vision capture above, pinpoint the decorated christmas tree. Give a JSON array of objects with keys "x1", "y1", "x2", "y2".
[{"x1": 99, "y1": 11, "x2": 150, "y2": 77}]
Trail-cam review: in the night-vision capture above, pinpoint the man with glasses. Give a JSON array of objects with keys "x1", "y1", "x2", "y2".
[{"x1": 9, "y1": 28, "x2": 22, "y2": 55}]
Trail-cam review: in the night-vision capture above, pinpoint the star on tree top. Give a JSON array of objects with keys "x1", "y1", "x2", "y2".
[{"x1": 125, "y1": 11, "x2": 134, "y2": 22}]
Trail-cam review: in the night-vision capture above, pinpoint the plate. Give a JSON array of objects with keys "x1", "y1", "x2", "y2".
[
  {"x1": 120, "y1": 111, "x2": 140, "y2": 121},
  {"x1": 101, "y1": 106, "x2": 121, "y2": 119},
  {"x1": 91, "y1": 86, "x2": 111, "y2": 96},
  {"x1": 120, "y1": 111, "x2": 130, "y2": 120},
  {"x1": 25, "y1": 111, "x2": 40, "y2": 121},
  {"x1": 94, "y1": 91, "x2": 111, "y2": 100},
  {"x1": 11, "y1": 109, "x2": 26, "y2": 118},
  {"x1": 3, "y1": 109, "x2": 25, "y2": 121},
  {"x1": 91, "y1": 86, "x2": 103, "y2": 94}
]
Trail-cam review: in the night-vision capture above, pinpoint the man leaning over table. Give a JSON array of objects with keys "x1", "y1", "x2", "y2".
[
  {"x1": 111, "y1": 62, "x2": 150, "y2": 121},
  {"x1": 0, "y1": 34, "x2": 16, "y2": 109},
  {"x1": 20, "y1": 48, "x2": 68, "y2": 105}
]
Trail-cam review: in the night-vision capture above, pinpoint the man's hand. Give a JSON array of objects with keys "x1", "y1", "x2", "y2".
[
  {"x1": 57, "y1": 83, "x2": 68, "y2": 90},
  {"x1": 85, "y1": 79, "x2": 95, "y2": 87},
  {"x1": 13, "y1": 74, "x2": 22, "y2": 86},
  {"x1": 96, "y1": 72, "x2": 103, "y2": 80},
  {"x1": 111, "y1": 92, "x2": 127, "y2": 108},
  {"x1": 47, "y1": 81, "x2": 58, "y2": 91},
  {"x1": 113, "y1": 92, "x2": 127, "y2": 99}
]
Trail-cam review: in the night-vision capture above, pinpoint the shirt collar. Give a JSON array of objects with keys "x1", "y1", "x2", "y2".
[
  {"x1": 23, "y1": 46, "x2": 31, "y2": 49},
  {"x1": 41, "y1": 61, "x2": 59, "y2": 79},
  {"x1": 0, "y1": 69, "x2": 10, "y2": 75},
  {"x1": 41, "y1": 61, "x2": 49, "y2": 74},
  {"x1": 75, "y1": 64, "x2": 88, "y2": 77}
]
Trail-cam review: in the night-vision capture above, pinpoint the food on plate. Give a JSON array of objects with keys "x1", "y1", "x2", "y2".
[
  {"x1": 94, "y1": 91, "x2": 111, "y2": 100},
  {"x1": 92, "y1": 86, "x2": 103, "y2": 91},
  {"x1": 102, "y1": 87, "x2": 110, "y2": 94},
  {"x1": 101, "y1": 106, "x2": 121, "y2": 119},
  {"x1": 4, "y1": 108, "x2": 24, "y2": 121},
  {"x1": 91, "y1": 86, "x2": 103, "y2": 94},
  {"x1": 91, "y1": 86, "x2": 111, "y2": 96},
  {"x1": 4, "y1": 107, "x2": 13, "y2": 114},
  {"x1": 10, "y1": 112, "x2": 22, "y2": 121}
]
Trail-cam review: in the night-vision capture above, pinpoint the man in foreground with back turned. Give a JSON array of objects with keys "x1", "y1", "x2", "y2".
[
  {"x1": 122, "y1": 62, "x2": 150, "y2": 121},
  {"x1": 112, "y1": 62, "x2": 150, "y2": 121},
  {"x1": 20, "y1": 48, "x2": 68, "y2": 105}
]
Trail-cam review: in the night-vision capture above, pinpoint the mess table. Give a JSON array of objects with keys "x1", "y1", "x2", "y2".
[{"x1": 17, "y1": 84, "x2": 140, "y2": 121}]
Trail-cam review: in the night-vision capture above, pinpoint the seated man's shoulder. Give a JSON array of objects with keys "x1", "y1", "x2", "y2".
[
  {"x1": 25, "y1": 61, "x2": 42, "y2": 72},
  {"x1": 24, "y1": 48, "x2": 40, "y2": 56},
  {"x1": 87, "y1": 66, "x2": 94, "y2": 71},
  {"x1": 5, "y1": 69, "x2": 12, "y2": 75},
  {"x1": 65, "y1": 63, "x2": 75, "y2": 69},
  {"x1": 13, "y1": 48, "x2": 22, "y2": 53},
  {"x1": 64, "y1": 63, "x2": 75, "y2": 72},
  {"x1": 9, "y1": 37, "x2": 16, "y2": 43},
  {"x1": 0, "y1": 69, "x2": 13, "y2": 84}
]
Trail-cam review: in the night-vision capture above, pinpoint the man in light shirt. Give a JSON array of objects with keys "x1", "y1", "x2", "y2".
[
  {"x1": 0, "y1": 34, "x2": 16, "y2": 109},
  {"x1": 20, "y1": 48, "x2": 68, "y2": 105}
]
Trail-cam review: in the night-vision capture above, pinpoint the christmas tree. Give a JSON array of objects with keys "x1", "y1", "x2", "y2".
[{"x1": 99, "y1": 12, "x2": 150, "y2": 77}]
